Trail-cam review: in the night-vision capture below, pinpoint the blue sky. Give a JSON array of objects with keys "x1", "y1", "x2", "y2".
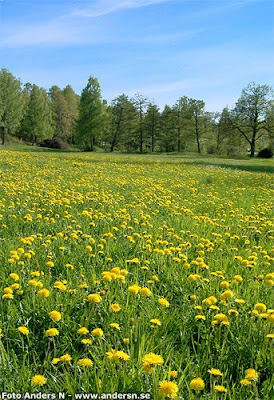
[{"x1": 0, "y1": 0, "x2": 273, "y2": 111}]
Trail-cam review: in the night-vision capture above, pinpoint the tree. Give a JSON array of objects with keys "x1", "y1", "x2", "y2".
[
  {"x1": 232, "y1": 82, "x2": 273, "y2": 157},
  {"x1": 49, "y1": 86, "x2": 70, "y2": 140},
  {"x1": 109, "y1": 94, "x2": 131, "y2": 152},
  {"x1": 76, "y1": 76, "x2": 104, "y2": 151},
  {"x1": 63, "y1": 85, "x2": 79, "y2": 144},
  {"x1": 159, "y1": 105, "x2": 176, "y2": 152},
  {"x1": 188, "y1": 99, "x2": 205, "y2": 154},
  {"x1": 144, "y1": 103, "x2": 161, "y2": 152},
  {"x1": 0, "y1": 69, "x2": 24, "y2": 144},
  {"x1": 132, "y1": 93, "x2": 149, "y2": 153},
  {"x1": 20, "y1": 85, "x2": 53, "y2": 144}
]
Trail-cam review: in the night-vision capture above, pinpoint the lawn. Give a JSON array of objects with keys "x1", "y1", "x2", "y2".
[{"x1": 0, "y1": 150, "x2": 273, "y2": 399}]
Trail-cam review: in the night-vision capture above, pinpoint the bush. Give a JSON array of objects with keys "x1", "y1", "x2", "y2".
[
  {"x1": 39, "y1": 137, "x2": 68, "y2": 150},
  {"x1": 257, "y1": 148, "x2": 273, "y2": 158}
]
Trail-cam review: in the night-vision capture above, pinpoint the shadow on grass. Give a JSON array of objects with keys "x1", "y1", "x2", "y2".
[{"x1": 183, "y1": 161, "x2": 274, "y2": 174}]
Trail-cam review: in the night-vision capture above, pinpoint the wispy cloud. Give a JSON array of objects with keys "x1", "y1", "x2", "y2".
[
  {"x1": 0, "y1": 18, "x2": 108, "y2": 47},
  {"x1": 70, "y1": 0, "x2": 174, "y2": 18}
]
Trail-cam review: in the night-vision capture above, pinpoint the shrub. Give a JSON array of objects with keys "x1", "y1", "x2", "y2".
[
  {"x1": 40, "y1": 137, "x2": 68, "y2": 150},
  {"x1": 257, "y1": 148, "x2": 273, "y2": 158}
]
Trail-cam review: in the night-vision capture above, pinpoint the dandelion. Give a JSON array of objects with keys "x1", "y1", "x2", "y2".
[
  {"x1": 46, "y1": 261, "x2": 54, "y2": 268},
  {"x1": 2, "y1": 293, "x2": 13, "y2": 299},
  {"x1": 195, "y1": 315, "x2": 206, "y2": 321},
  {"x1": 255, "y1": 303, "x2": 267, "y2": 312},
  {"x1": 31, "y1": 375, "x2": 47, "y2": 386},
  {"x1": 9, "y1": 273, "x2": 19, "y2": 281},
  {"x1": 128, "y1": 284, "x2": 141, "y2": 294},
  {"x1": 82, "y1": 338, "x2": 92, "y2": 345},
  {"x1": 77, "y1": 327, "x2": 89, "y2": 335},
  {"x1": 208, "y1": 368, "x2": 222, "y2": 377},
  {"x1": 214, "y1": 385, "x2": 227, "y2": 393},
  {"x1": 142, "y1": 353, "x2": 163, "y2": 372},
  {"x1": 77, "y1": 358, "x2": 93, "y2": 367},
  {"x1": 189, "y1": 378, "x2": 205, "y2": 392},
  {"x1": 169, "y1": 371, "x2": 178, "y2": 379},
  {"x1": 110, "y1": 303, "x2": 121, "y2": 312},
  {"x1": 240, "y1": 379, "x2": 251, "y2": 386},
  {"x1": 158, "y1": 298, "x2": 170, "y2": 307},
  {"x1": 44, "y1": 328, "x2": 59, "y2": 337},
  {"x1": 245, "y1": 368, "x2": 258, "y2": 381},
  {"x1": 60, "y1": 354, "x2": 72, "y2": 363},
  {"x1": 110, "y1": 323, "x2": 120, "y2": 330},
  {"x1": 86, "y1": 293, "x2": 102, "y2": 303},
  {"x1": 49, "y1": 311, "x2": 62, "y2": 322},
  {"x1": 17, "y1": 326, "x2": 29, "y2": 336},
  {"x1": 91, "y1": 328, "x2": 104, "y2": 337},
  {"x1": 150, "y1": 318, "x2": 161, "y2": 327},
  {"x1": 37, "y1": 289, "x2": 50, "y2": 298},
  {"x1": 220, "y1": 290, "x2": 233, "y2": 300},
  {"x1": 140, "y1": 287, "x2": 151, "y2": 296},
  {"x1": 158, "y1": 381, "x2": 179, "y2": 398}
]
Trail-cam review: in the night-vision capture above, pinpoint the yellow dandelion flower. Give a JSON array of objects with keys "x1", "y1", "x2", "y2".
[
  {"x1": 159, "y1": 381, "x2": 178, "y2": 398},
  {"x1": 140, "y1": 287, "x2": 152, "y2": 296},
  {"x1": 81, "y1": 339, "x2": 92, "y2": 345},
  {"x1": 31, "y1": 375, "x2": 47, "y2": 386},
  {"x1": 60, "y1": 354, "x2": 72, "y2": 363},
  {"x1": 37, "y1": 289, "x2": 50, "y2": 298},
  {"x1": 91, "y1": 328, "x2": 104, "y2": 337},
  {"x1": 110, "y1": 303, "x2": 121, "y2": 312},
  {"x1": 189, "y1": 378, "x2": 205, "y2": 392},
  {"x1": 44, "y1": 328, "x2": 59, "y2": 337},
  {"x1": 77, "y1": 358, "x2": 93, "y2": 367},
  {"x1": 245, "y1": 368, "x2": 258, "y2": 381},
  {"x1": 220, "y1": 290, "x2": 233, "y2": 300},
  {"x1": 240, "y1": 379, "x2": 251, "y2": 386},
  {"x1": 255, "y1": 303, "x2": 267, "y2": 312},
  {"x1": 208, "y1": 368, "x2": 222, "y2": 376},
  {"x1": 110, "y1": 323, "x2": 120, "y2": 330},
  {"x1": 150, "y1": 318, "x2": 161, "y2": 327},
  {"x1": 128, "y1": 284, "x2": 141, "y2": 294},
  {"x1": 77, "y1": 327, "x2": 89, "y2": 335},
  {"x1": 49, "y1": 311, "x2": 62, "y2": 322},
  {"x1": 9, "y1": 273, "x2": 19, "y2": 281},
  {"x1": 86, "y1": 293, "x2": 102, "y2": 303},
  {"x1": 214, "y1": 385, "x2": 227, "y2": 393},
  {"x1": 158, "y1": 298, "x2": 170, "y2": 307},
  {"x1": 17, "y1": 326, "x2": 29, "y2": 336}
]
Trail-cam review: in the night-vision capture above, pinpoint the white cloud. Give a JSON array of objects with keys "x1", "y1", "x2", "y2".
[{"x1": 70, "y1": 0, "x2": 174, "y2": 18}]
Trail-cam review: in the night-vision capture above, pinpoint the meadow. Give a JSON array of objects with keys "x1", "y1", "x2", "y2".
[{"x1": 0, "y1": 150, "x2": 273, "y2": 399}]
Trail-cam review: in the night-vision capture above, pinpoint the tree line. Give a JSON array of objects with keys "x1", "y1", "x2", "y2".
[{"x1": 0, "y1": 68, "x2": 273, "y2": 157}]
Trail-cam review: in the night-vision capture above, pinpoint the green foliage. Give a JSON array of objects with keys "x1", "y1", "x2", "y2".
[
  {"x1": 0, "y1": 69, "x2": 25, "y2": 143},
  {"x1": 76, "y1": 76, "x2": 105, "y2": 151},
  {"x1": 20, "y1": 85, "x2": 53, "y2": 144},
  {"x1": 233, "y1": 82, "x2": 273, "y2": 156}
]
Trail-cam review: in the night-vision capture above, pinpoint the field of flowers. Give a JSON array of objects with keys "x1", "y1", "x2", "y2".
[{"x1": 0, "y1": 151, "x2": 273, "y2": 399}]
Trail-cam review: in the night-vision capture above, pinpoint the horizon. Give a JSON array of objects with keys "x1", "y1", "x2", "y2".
[{"x1": 0, "y1": 0, "x2": 273, "y2": 112}]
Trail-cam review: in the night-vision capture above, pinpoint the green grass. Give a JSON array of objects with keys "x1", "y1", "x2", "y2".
[{"x1": 0, "y1": 150, "x2": 273, "y2": 399}]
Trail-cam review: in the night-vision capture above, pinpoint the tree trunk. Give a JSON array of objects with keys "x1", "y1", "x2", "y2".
[
  {"x1": 151, "y1": 111, "x2": 155, "y2": 152},
  {"x1": 111, "y1": 109, "x2": 123, "y2": 152},
  {"x1": 1, "y1": 127, "x2": 5, "y2": 145},
  {"x1": 140, "y1": 127, "x2": 143, "y2": 153},
  {"x1": 250, "y1": 138, "x2": 256, "y2": 157},
  {"x1": 90, "y1": 134, "x2": 94, "y2": 151},
  {"x1": 177, "y1": 127, "x2": 181, "y2": 152},
  {"x1": 195, "y1": 116, "x2": 201, "y2": 154}
]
